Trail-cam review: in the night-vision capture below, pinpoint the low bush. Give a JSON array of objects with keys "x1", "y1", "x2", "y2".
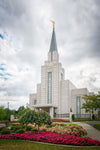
[
  {"x1": 41, "y1": 128, "x2": 46, "y2": 131},
  {"x1": 11, "y1": 124, "x2": 25, "y2": 132},
  {"x1": 1, "y1": 128, "x2": 11, "y2": 134},
  {"x1": 25, "y1": 125, "x2": 32, "y2": 131},
  {"x1": 66, "y1": 120, "x2": 70, "y2": 122},
  {"x1": 15, "y1": 129, "x2": 25, "y2": 133},
  {"x1": 46, "y1": 125, "x2": 53, "y2": 128},
  {"x1": 31, "y1": 128, "x2": 38, "y2": 133},
  {"x1": 0, "y1": 127, "x2": 6, "y2": 131}
]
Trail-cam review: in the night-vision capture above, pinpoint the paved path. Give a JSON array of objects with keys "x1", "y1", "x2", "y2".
[{"x1": 74, "y1": 122, "x2": 100, "y2": 141}]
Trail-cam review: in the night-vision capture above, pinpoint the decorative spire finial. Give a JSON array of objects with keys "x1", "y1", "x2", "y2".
[
  {"x1": 49, "y1": 21, "x2": 57, "y2": 52},
  {"x1": 52, "y1": 21, "x2": 55, "y2": 28}
]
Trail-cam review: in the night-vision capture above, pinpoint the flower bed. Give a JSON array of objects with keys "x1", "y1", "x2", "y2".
[
  {"x1": 0, "y1": 121, "x2": 18, "y2": 124},
  {"x1": 0, "y1": 131, "x2": 100, "y2": 146},
  {"x1": 52, "y1": 119, "x2": 67, "y2": 122},
  {"x1": 31, "y1": 123, "x2": 87, "y2": 137}
]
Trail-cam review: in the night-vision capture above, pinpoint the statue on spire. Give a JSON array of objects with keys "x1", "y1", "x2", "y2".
[{"x1": 52, "y1": 21, "x2": 55, "y2": 28}]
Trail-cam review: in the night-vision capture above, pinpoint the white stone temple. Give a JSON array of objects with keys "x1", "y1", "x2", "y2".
[{"x1": 29, "y1": 22, "x2": 92, "y2": 119}]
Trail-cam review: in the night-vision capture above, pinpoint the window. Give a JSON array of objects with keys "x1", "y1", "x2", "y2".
[
  {"x1": 48, "y1": 72, "x2": 52, "y2": 104},
  {"x1": 34, "y1": 100, "x2": 37, "y2": 105},
  {"x1": 76, "y1": 96, "x2": 81, "y2": 114},
  {"x1": 61, "y1": 73, "x2": 63, "y2": 80}
]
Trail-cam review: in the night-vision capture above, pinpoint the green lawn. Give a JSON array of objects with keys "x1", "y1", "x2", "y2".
[
  {"x1": 0, "y1": 140, "x2": 100, "y2": 150},
  {"x1": 93, "y1": 124, "x2": 100, "y2": 131}
]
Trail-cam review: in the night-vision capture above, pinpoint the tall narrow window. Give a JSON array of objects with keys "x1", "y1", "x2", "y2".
[
  {"x1": 76, "y1": 96, "x2": 81, "y2": 114},
  {"x1": 61, "y1": 73, "x2": 63, "y2": 80},
  {"x1": 48, "y1": 72, "x2": 52, "y2": 104},
  {"x1": 34, "y1": 100, "x2": 37, "y2": 105}
]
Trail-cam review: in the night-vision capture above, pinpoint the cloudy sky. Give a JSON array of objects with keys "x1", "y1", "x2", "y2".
[{"x1": 0, "y1": 0, "x2": 100, "y2": 110}]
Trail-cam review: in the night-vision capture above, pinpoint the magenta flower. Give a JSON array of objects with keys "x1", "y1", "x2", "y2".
[{"x1": 0, "y1": 131, "x2": 100, "y2": 146}]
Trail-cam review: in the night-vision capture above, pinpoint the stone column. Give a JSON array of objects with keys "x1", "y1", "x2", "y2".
[
  {"x1": 50, "y1": 107, "x2": 54, "y2": 118},
  {"x1": 10, "y1": 115, "x2": 14, "y2": 121},
  {"x1": 70, "y1": 112, "x2": 73, "y2": 122}
]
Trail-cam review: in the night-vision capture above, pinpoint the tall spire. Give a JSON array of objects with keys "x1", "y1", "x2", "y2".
[{"x1": 49, "y1": 21, "x2": 57, "y2": 52}]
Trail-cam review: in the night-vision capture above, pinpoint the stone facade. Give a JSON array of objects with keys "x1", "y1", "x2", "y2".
[{"x1": 29, "y1": 25, "x2": 93, "y2": 119}]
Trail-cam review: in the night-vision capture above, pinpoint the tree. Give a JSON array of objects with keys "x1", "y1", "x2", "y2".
[
  {"x1": 0, "y1": 107, "x2": 6, "y2": 121},
  {"x1": 4, "y1": 108, "x2": 16, "y2": 121},
  {"x1": 17, "y1": 106, "x2": 30, "y2": 117},
  {"x1": 19, "y1": 110, "x2": 52, "y2": 132},
  {"x1": 82, "y1": 93, "x2": 100, "y2": 118}
]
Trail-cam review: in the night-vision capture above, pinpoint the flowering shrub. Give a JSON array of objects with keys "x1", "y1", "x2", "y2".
[{"x1": 0, "y1": 131, "x2": 100, "y2": 146}]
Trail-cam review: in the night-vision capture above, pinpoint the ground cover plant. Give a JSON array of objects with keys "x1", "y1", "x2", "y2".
[
  {"x1": 0, "y1": 131, "x2": 100, "y2": 146},
  {"x1": 0, "y1": 140, "x2": 100, "y2": 150}
]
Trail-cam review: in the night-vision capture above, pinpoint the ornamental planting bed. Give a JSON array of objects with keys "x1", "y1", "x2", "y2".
[{"x1": 0, "y1": 131, "x2": 100, "y2": 146}]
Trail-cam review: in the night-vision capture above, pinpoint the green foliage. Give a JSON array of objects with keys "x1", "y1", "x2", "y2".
[
  {"x1": 0, "y1": 127, "x2": 6, "y2": 131},
  {"x1": 92, "y1": 114, "x2": 95, "y2": 120},
  {"x1": 10, "y1": 124, "x2": 17, "y2": 130},
  {"x1": 25, "y1": 126, "x2": 32, "y2": 131},
  {"x1": 72, "y1": 114, "x2": 75, "y2": 121},
  {"x1": 82, "y1": 93, "x2": 100, "y2": 115},
  {"x1": 19, "y1": 110, "x2": 37, "y2": 125},
  {"x1": 36, "y1": 110, "x2": 52, "y2": 127},
  {"x1": 66, "y1": 120, "x2": 70, "y2": 122},
  {"x1": 4, "y1": 108, "x2": 16, "y2": 121},
  {"x1": 11, "y1": 124, "x2": 25, "y2": 132},
  {"x1": 31, "y1": 128, "x2": 38, "y2": 133},
  {"x1": 47, "y1": 125, "x2": 53, "y2": 128},
  {"x1": 17, "y1": 106, "x2": 30, "y2": 117},
  {"x1": 41, "y1": 128, "x2": 46, "y2": 131},
  {"x1": 15, "y1": 129, "x2": 25, "y2": 133},
  {"x1": 19, "y1": 110, "x2": 52, "y2": 132},
  {"x1": 0, "y1": 107, "x2": 6, "y2": 120},
  {"x1": 1, "y1": 128, "x2": 11, "y2": 134}
]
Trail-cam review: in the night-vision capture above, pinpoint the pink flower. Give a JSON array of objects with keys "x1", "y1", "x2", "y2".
[{"x1": 0, "y1": 131, "x2": 100, "y2": 146}]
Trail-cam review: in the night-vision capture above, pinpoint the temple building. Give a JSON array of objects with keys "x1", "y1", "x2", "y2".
[{"x1": 29, "y1": 22, "x2": 92, "y2": 119}]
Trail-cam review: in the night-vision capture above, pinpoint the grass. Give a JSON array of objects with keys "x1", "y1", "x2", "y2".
[
  {"x1": 93, "y1": 124, "x2": 100, "y2": 131},
  {"x1": 0, "y1": 140, "x2": 100, "y2": 150}
]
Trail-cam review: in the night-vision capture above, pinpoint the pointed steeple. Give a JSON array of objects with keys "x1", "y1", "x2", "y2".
[{"x1": 49, "y1": 21, "x2": 57, "y2": 52}]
